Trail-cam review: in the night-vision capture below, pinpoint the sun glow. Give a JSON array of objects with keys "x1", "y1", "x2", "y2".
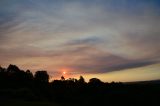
[
  {"x1": 63, "y1": 71, "x2": 66, "y2": 75},
  {"x1": 61, "y1": 68, "x2": 68, "y2": 75}
]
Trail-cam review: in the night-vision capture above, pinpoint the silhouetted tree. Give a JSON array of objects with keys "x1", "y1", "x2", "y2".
[
  {"x1": 78, "y1": 76, "x2": 85, "y2": 83},
  {"x1": 6, "y1": 64, "x2": 27, "y2": 87},
  {"x1": 88, "y1": 78, "x2": 103, "y2": 86},
  {"x1": 24, "y1": 70, "x2": 34, "y2": 86},
  {"x1": 0, "y1": 66, "x2": 7, "y2": 87},
  {"x1": 0, "y1": 66, "x2": 5, "y2": 72},
  {"x1": 26, "y1": 70, "x2": 33, "y2": 79},
  {"x1": 34, "y1": 71, "x2": 49, "y2": 84},
  {"x1": 7, "y1": 64, "x2": 20, "y2": 73},
  {"x1": 61, "y1": 76, "x2": 65, "y2": 81}
]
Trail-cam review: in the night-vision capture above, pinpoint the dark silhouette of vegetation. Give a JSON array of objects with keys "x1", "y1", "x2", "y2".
[
  {"x1": 0, "y1": 64, "x2": 160, "y2": 106},
  {"x1": 78, "y1": 75, "x2": 85, "y2": 84},
  {"x1": 34, "y1": 71, "x2": 49, "y2": 84},
  {"x1": 61, "y1": 75, "x2": 65, "y2": 81}
]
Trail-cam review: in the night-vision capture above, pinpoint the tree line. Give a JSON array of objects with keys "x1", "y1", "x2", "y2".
[
  {"x1": 0, "y1": 64, "x2": 108, "y2": 87},
  {"x1": 0, "y1": 64, "x2": 159, "y2": 106}
]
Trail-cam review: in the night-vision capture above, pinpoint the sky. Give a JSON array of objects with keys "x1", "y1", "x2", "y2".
[{"x1": 0, "y1": 0, "x2": 160, "y2": 82}]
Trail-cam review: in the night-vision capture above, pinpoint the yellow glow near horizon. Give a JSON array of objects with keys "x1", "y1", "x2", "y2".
[
  {"x1": 48, "y1": 63, "x2": 160, "y2": 82},
  {"x1": 81, "y1": 63, "x2": 160, "y2": 82}
]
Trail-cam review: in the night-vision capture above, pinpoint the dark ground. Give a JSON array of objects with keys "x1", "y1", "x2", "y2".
[{"x1": 0, "y1": 65, "x2": 160, "y2": 106}]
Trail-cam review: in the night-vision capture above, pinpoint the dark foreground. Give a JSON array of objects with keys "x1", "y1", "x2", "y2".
[
  {"x1": 0, "y1": 83, "x2": 160, "y2": 106},
  {"x1": 0, "y1": 65, "x2": 160, "y2": 106}
]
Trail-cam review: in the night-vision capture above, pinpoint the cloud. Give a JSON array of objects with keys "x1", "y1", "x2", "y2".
[
  {"x1": 38, "y1": 37, "x2": 159, "y2": 74},
  {"x1": 0, "y1": 0, "x2": 160, "y2": 77}
]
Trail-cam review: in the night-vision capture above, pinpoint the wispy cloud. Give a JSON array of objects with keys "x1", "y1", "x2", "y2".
[{"x1": 0, "y1": 0, "x2": 160, "y2": 81}]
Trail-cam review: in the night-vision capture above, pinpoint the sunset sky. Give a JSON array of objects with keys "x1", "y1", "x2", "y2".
[{"x1": 0, "y1": 0, "x2": 160, "y2": 82}]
